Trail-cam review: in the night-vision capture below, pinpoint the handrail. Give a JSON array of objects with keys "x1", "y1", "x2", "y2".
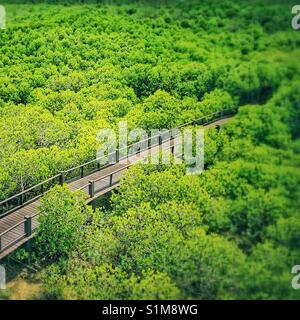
[
  {"x1": 0, "y1": 174, "x2": 61, "y2": 206},
  {"x1": 0, "y1": 107, "x2": 237, "y2": 218},
  {"x1": 94, "y1": 163, "x2": 132, "y2": 183}
]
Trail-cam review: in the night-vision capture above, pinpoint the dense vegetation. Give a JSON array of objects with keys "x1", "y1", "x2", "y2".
[
  {"x1": 1, "y1": 0, "x2": 300, "y2": 299},
  {"x1": 1, "y1": 0, "x2": 299, "y2": 197}
]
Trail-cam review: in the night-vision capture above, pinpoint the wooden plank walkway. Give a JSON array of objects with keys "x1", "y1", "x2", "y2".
[{"x1": 0, "y1": 117, "x2": 231, "y2": 260}]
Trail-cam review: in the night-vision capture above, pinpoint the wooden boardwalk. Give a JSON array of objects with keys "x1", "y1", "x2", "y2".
[{"x1": 0, "y1": 116, "x2": 232, "y2": 260}]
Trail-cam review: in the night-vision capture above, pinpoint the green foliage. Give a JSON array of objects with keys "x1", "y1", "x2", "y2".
[
  {"x1": 35, "y1": 185, "x2": 93, "y2": 260},
  {"x1": 128, "y1": 271, "x2": 180, "y2": 300},
  {"x1": 41, "y1": 263, "x2": 180, "y2": 300},
  {"x1": 233, "y1": 242, "x2": 300, "y2": 300},
  {"x1": 0, "y1": 288, "x2": 12, "y2": 300},
  {"x1": 39, "y1": 196, "x2": 243, "y2": 300}
]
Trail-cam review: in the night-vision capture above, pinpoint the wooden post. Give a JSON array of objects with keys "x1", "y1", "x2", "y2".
[
  {"x1": 110, "y1": 174, "x2": 113, "y2": 186},
  {"x1": 24, "y1": 216, "x2": 32, "y2": 237},
  {"x1": 20, "y1": 193, "x2": 24, "y2": 206},
  {"x1": 81, "y1": 166, "x2": 84, "y2": 178},
  {"x1": 60, "y1": 171, "x2": 65, "y2": 185},
  {"x1": 88, "y1": 181, "x2": 95, "y2": 198},
  {"x1": 116, "y1": 149, "x2": 119, "y2": 163}
]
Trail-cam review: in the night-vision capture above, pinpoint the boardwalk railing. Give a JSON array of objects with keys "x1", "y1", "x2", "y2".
[
  {"x1": 0, "y1": 107, "x2": 237, "y2": 220},
  {"x1": 0, "y1": 213, "x2": 39, "y2": 253}
]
